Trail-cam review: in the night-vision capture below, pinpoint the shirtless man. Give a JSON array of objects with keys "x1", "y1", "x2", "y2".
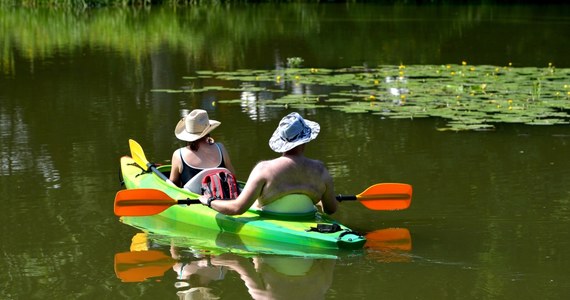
[{"x1": 199, "y1": 112, "x2": 338, "y2": 215}]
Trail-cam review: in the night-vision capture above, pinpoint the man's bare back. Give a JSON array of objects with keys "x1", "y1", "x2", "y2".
[
  {"x1": 199, "y1": 112, "x2": 338, "y2": 215},
  {"x1": 252, "y1": 152, "x2": 331, "y2": 207}
]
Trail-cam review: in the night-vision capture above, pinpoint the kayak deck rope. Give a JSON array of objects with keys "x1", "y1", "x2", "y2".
[{"x1": 128, "y1": 162, "x2": 151, "y2": 178}]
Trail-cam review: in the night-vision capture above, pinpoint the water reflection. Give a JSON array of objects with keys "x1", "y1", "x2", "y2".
[
  {"x1": 116, "y1": 232, "x2": 337, "y2": 299},
  {"x1": 115, "y1": 228, "x2": 412, "y2": 299},
  {"x1": 365, "y1": 228, "x2": 412, "y2": 263},
  {"x1": 2, "y1": 4, "x2": 569, "y2": 77}
]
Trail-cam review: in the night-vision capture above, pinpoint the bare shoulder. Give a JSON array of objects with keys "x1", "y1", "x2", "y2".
[
  {"x1": 250, "y1": 159, "x2": 273, "y2": 174},
  {"x1": 305, "y1": 157, "x2": 327, "y2": 171}
]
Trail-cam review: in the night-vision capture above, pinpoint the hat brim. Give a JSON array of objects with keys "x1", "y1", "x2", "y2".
[
  {"x1": 269, "y1": 119, "x2": 320, "y2": 153},
  {"x1": 174, "y1": 119, "x2": 221, "y2": 142}
]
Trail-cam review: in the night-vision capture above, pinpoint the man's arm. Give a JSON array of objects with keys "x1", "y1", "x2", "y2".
[
  {"x1": 319, "y1": 167, "x2": 338, "y2": 214},
  {"x1": 200, "y1": 162, "x2": 267, "y2": 215}
]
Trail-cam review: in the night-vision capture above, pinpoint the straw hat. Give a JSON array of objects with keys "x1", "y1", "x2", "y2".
[
  {"x1": 268, "y1": 112, "x2": 320, "y2": 153},
  {"x1": 175, "y1": 109, "x2": 220, "y2": 142}
]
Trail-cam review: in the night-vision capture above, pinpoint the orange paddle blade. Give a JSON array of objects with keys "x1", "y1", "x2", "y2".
[
  {"x1": 114, "y1": 250, "x2": 175, "y2": 282},
  {"x1": 114, "y1": 189, "x2": 177, "y2": 216},
  {"x1": 357, "y1": 183, "x2": 412, "y2": 210}
]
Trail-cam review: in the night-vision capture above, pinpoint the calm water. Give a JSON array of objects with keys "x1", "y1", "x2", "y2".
[{"x1": 1, "y1": 3, "x2": 570, "y2": 299}]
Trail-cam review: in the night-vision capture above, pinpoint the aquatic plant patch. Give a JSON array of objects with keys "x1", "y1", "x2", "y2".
[{"x1": 153, "y1": 63, "x2": 570, "y2": 131}]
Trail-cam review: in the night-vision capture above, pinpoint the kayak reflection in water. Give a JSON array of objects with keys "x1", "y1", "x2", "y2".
[
  {"x1": 199, "y1": 112, "x2": 338, "y2": 216},
  {"x1": 174, "y1": 252, "x2": 335, "y2": 300},
  {"x1": 117, "y1": 233, "x2": 335, "y2": 299}
]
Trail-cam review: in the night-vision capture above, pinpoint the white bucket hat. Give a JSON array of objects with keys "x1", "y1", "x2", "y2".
[
  {"x1": 174, "y1": 109, "x2": 221, "y2": 142},
  {"x1": 269, "y1": 112, "x2": 320, "y2": 153}
]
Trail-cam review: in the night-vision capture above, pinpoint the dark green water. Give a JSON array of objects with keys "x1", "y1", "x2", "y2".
[{"x1": 1, "y1": 3, "x2": 569, "y2": 299}]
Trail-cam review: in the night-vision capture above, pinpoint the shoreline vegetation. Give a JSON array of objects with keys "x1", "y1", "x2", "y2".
[{"x1": 0, "y1": 0, "x2": 564, "y2": 8}]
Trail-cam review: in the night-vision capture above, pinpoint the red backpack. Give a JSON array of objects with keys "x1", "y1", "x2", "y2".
[{"x1": 201, "y1": 169, "x2": 240, "y2": 200}]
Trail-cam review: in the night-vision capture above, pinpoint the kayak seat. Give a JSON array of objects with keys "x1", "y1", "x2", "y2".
[
  {"x1": 183, "y1": 167, "x2": 233, "y2": 195},
  {"x1": 260, "y1": 194, "x2": 316, "y2": 214}
]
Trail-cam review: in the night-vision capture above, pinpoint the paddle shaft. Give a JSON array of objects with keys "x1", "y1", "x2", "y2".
[
  {"x1": 337, "y1": 193, "x2": 411, "y2": 201},
  {"x1": 115, "y1": 198, "x2": 200, "y2": 207},
  {"x1": 147, "y1": 163, "x2": 171, "y2": 182}
]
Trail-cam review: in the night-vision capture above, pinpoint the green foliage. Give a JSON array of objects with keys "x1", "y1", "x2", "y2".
[{"x1": 286, "y1": 57, "x2": 304, "y2": 68}]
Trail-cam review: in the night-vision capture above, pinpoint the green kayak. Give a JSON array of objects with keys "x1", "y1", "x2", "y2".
[{"x1": 118, "y1": 155, "x2": 367, "y2": 251}]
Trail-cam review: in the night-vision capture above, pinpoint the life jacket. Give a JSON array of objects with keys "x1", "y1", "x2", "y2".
[{"x1": 201, "y1": 169, "x2": 240, "y2": 200}]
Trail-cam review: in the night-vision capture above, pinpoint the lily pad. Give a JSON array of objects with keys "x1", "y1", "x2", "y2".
[{"x1": 172, "y1": 63, "x2": 570, "y2": 131}]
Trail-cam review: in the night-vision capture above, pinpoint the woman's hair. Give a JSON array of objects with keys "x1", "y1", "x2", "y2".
[{"x1": 187, "y1": 134, "x2": 213, "y2": 151}]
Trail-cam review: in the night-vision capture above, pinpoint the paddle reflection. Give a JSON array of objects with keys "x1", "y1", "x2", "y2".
[
  {"x1": 365, "y1": 228, "x2": 413, "y2": 263},
  {"x1": 115, "y1": 233, "x2": 336, "y2": 300}
]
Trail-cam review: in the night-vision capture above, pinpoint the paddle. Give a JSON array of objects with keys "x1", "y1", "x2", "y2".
[
  {"x1": 128, "y1": 139, "x2": 175, "y2": 186},
  {"x1": 337, "y1": 183, "x2": 412, "y2": 210},
  {"x1": 114, "y1": 183, "x2": 412, "y2": 217},
  {"x1": 114, "y1": 188, "x2": 200, "y2": 216}
]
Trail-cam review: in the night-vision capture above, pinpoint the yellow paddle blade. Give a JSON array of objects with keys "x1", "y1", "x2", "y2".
[
  {"x1": 357, "y1": 183, "x2": 412, "y2": 210},
  {"x1": 129, "y1": 139, "x2": 149, "y2": 170}
]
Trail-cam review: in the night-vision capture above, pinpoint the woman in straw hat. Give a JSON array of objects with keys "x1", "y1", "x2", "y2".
[
  {"x1": 199, "y1": 112, "x2": 337, "y2": 215},
  {"x1": 169, "y1": 109, "x2": 235, "y2": 187}
]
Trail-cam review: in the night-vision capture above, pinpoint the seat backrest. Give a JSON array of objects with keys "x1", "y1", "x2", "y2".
[{"x1": 183, "y1": 167, "x2": 232, "y2": 194}]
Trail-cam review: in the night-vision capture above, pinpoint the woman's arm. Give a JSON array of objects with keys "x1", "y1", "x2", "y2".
[
  {"x1": 169, "y1": 149, "x2": 182, "y2": 186},
  {"x1": 319, "y1": 166, "x2": 338, "y2": 214}
]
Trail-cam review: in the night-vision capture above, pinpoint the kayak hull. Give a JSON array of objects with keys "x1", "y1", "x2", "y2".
[{"x1": 119, "y1": 156, "x2": 366, "y2": 252}]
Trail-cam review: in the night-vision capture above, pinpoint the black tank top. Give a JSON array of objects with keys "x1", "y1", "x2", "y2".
[{"x1": 179, "y1": 143, "x2": 226, "y2": 186}]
